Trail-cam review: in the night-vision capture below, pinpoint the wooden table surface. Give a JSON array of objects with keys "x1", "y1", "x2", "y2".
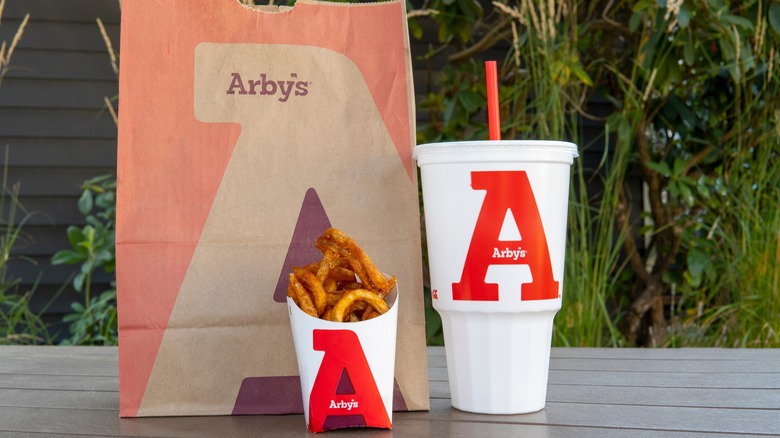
[{"x1": 1, "y1": 346, "x2": 778, "y2": 437}]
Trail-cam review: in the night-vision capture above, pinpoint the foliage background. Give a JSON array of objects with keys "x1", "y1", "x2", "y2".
[{"x1": 414, "y1": 0, "x2": 780, "y2": 347}]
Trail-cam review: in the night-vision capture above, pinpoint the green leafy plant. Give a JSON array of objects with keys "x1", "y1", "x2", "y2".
[
  {"x1": 51, "y1": 175, "x2": 117, "y2": 345},
  {"x1": 416, "y1": 0, "x2": 779, "y2": 348},
  {"x1": 0, "y1": 9, "x2": 51, "y2": 345},
  {"x1": 595, "y1": 0, "x2": 780, "y2": 346},
  {"x1": 0, "y1": 194, "x2": 51, "y2": 345},
  {"x1": 557, "y1": 126, "x2": 629, "y2": 347},
  {"x1": 0, "y1": 152, "x2": 52, "y2": 345},
  {"x1": 669, "y1": 116, "x2": 780, "y2": 348}
]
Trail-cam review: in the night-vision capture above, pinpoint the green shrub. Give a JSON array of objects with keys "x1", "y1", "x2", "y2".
[
  {"x1": 51, "y1": 175, "x2": 117, "y2": 345},
  {"x1": 0, "y1": 157, "x2": 52, "y2": 345},
  {"x1": 413, "y1": 0, "x2": 780, "y2": 347}
]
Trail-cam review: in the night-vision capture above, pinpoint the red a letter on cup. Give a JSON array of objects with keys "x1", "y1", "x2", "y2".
[
  {"x1": 308, "y1": 330, "x2": 390, "y2": 431},
  {"x1": 452, "y1": 171, "x2": 558, "y2": 301}
]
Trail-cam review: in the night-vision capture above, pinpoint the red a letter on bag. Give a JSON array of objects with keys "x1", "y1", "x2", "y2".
[
  {"x1": 308, "y1": 330, "x2": 390, "y2": 431},
  {"x1": 452, "y1": 171, "x2": 558, "y2": 301}
]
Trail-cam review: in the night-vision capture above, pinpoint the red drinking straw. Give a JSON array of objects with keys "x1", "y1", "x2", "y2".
[{"x1": 485, "y1": 60, "x2": 501, "y2": 141}]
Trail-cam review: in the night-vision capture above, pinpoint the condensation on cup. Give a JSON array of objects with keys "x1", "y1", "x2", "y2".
[{"x1": 413, "y1": 140, "x2": 578, "y2": 414}]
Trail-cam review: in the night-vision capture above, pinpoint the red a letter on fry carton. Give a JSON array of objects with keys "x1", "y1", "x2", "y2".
[
  {"x1": 309, "y1": 330, "x2": 391, "y2": 432},
  {"x1": 452, "y1": 171, "x2": 558, "y2": 301}
]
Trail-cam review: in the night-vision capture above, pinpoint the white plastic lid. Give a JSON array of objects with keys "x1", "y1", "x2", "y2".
[{"x1": 413, "y1": 140, "x2": 578, "y2": 166}]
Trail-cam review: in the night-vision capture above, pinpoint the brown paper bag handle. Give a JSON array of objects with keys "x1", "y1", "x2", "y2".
[{"x1": 237, "y1": 0, "x2": 397, "y2": 15}]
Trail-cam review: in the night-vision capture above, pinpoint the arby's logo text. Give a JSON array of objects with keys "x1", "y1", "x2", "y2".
[
  {"x1": 225, "y1": 72, "x2": 309, "y2": 102},
  {"x1": 452, "y1": 170, "x2": 558, "y2": 301},
  {"x1": 308, "y1": 330, "x2": 390, "y2": 431}
]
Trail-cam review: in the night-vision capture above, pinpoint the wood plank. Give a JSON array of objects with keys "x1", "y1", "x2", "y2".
[
  {"x1": 427, "y1": 346, "x2": 445, "y2": 356},
  {"x1": 425, "y1": 398, "x2": 780, "y2": 436},
  {"x1": 0, "y1": 406, "x2": 125, "y2": 437},
  {"x1": 399, "y1": 416, "x2": 760, "y2": 438},
  {"x1": 0, "y1": 374, "x2": 117, "y2": 392},
  {"x1": 0, "y1": 346, "x2": 118, "y2": 384},
  {"x1": 429, "y1": 370, "x2": 780, "y2": 408},
  {"x1": 426, "y1": 353, "x2": 446, "y2": 368},
  {"x1": 552, "y1": 357, "x2": 780, "y2": 373},
  {"x1": 0, "y1": 347, "x2": 117, "y2": 363},
  {"x1": 2, "y1": 405, "x2": 762, "y2": 438},
  {"x1": 430, "y1": 347, "x2": 780, "y2": 371},
  {"x1": 432, "y1": 346, "x2": 780, "y2": 362},
  {"x1": 1, "y1": 347, "x2": 779, "y2": 436},
  {"x1": 549, "y1": 368, "x2": 780, "y2": 389},
  {"x1": 553, "y1": 347, "x2": 780, "y2": 361},
  {"x1": 434, "y1": 419, "x2": 755, "y2": 438},
  {"x1": 0, "y1": 406, "x2": 318, "y2": 438},
  {"x1": 427, "y1": 366, "x2": 448, "y2": 382},
  {"x1": 0, "y1": 388, "x2": 118, "y2": 411},
  {"x1": 547, "y1": 384, "x2": 780, "y2": 410}
]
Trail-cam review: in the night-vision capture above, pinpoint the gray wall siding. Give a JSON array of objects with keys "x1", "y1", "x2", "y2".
[{"x1": 1, "y1": 0, "x2": 119, "y2": 329}]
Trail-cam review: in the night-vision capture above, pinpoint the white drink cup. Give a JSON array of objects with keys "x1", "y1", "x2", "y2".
[{"x1": 413, "y1": 140, "x2": 578, "y2": 414}]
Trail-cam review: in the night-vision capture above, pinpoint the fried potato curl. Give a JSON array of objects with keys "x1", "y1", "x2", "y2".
[{"x1": 287, "y1": 228, "x2": 396, "y2": 322}]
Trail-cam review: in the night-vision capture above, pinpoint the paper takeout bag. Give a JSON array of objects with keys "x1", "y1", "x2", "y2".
[{"x1": 116, "y1": 0, "x2": 428, "y2": 417}]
